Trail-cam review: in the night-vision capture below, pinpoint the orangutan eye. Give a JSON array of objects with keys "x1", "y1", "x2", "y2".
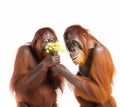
[
  {"x1": 44, "y1": 39, "x2": 49, "y2": 43},
  {"x1": 72, "y1": 40, "x2": 79, "y2": 47},
  {"x1": 50, "y1": 38, "x2": 56, "y2": 43}
]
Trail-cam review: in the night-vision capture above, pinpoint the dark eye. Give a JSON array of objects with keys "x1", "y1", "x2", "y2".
[
  {"x1": 72, "y1": 40, "x2": 79, "y2": 47},
  {"x1": 44, "y1": 39, "x2": 49, "y2": 43},
  {"x1": 72, "y1": 40, "x2": 82, "y2": 50},
  {"x1": 50, "y1": 38, "x2": 56, "y2": 43}
]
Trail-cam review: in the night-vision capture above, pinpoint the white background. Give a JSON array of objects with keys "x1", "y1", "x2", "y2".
[{"x1": 0, "y1": 0, "x2": 120, "y2": 107}]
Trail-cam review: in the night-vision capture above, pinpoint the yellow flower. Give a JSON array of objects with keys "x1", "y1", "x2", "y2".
[{"x1": 45, "y1": 42, "x2": 65, "y2": 55}]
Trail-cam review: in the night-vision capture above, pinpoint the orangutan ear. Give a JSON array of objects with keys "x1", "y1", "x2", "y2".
[
  {"x1": 88, "y1": 39, "x2": 96, "y2": 49},
  {"x1": 33, "y1": 39, "x2": 37, "y2": 46},
  {"x1": 31, "y1": 37, "x2": 37, "y2": 48},
  {"x1": 83, "y1": 33, "x2": 87, "y2": 39}
]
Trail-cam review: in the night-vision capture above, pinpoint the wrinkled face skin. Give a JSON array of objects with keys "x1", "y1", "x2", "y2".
[
  {"x1": 41, "y1": 31, "x2": 57, "y2": 57},
  {"x1": 42, "y1": 31, "x2": 57, "y2": 48},
  {"x1": 64, "y1": 33, "x2": 86, "y2": 66},
  {"x1": 34, "y1": 31, "x2": 57, "y2": 58}
]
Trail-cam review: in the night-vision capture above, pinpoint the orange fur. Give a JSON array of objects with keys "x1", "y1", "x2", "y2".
[
  {"x1": 51, "y1": 25, "x2": 117, "y2": 107},
  {"x1": 10, "y1": 28, "x2": 64, "y2": 107}
]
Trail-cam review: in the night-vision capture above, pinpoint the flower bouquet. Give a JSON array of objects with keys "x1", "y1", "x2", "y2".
[{"x1": 45, "y1": 42, "x2": 65, "y2": 56}]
